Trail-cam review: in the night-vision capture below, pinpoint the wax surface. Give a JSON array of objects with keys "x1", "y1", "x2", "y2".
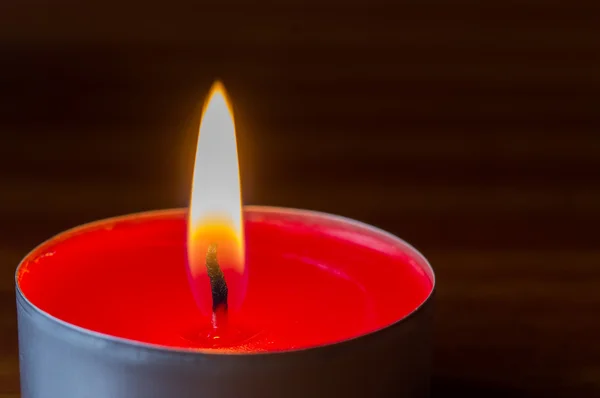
[{"x1": 18, "y1": 208, "x2": 433, "y2": 353}]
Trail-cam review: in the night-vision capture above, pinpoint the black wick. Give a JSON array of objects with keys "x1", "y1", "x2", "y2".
[{"x1": 205, "y1": 243, "x2": 228, "y2": 313}]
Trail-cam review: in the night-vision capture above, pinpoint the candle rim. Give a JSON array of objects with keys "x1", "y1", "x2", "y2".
[{"x1": 15, "y1": 206, "x2": 435, "y2": 357}]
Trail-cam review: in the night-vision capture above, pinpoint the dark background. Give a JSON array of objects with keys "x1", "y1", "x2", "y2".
[{"x1": 1, "y1": 1, "x2": 599, "y2": 396}]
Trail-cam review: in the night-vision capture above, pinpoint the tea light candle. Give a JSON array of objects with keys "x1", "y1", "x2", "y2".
[{"x1": 16, "y1": 82, "x2": 435, "y2": 398}]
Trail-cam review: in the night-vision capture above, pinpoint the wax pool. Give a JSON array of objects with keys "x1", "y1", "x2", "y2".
[{"x1": 17, "y1": 207, "x2": 433, "y2": 353}]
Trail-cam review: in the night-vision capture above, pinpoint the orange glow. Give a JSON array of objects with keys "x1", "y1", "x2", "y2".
[{"x1": 187, "y1": 81, "x2": 245, "y2": 317}]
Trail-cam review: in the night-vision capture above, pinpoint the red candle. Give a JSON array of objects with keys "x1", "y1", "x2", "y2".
[
  {"x1": 17, "y1": 206, "x2": 432, "y2": 352},
  {"x1": 15, "y1": 81, "x2": 435, "y2": 398}
]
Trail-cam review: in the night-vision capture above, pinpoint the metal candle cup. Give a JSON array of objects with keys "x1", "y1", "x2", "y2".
[{"x1": 16, "y1": 206, "x2": 435, "y2": 398}]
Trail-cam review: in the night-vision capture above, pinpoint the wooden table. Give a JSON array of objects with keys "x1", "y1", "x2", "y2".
[{"x1": 1, "y1": 1, "x2": 599, "y2": 396}]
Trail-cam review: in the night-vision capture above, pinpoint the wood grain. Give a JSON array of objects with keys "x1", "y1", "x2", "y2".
[{"x1": 1, "y1": 0, "x2": 599, "y2": 396}]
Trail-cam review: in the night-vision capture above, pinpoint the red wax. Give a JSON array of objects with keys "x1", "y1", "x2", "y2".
[{"x1": 17, "y1": 207, "x2": 433, "y2": 353}]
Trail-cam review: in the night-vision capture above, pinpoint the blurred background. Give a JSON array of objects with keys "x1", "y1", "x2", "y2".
[{"x1": 1, "y1": 0, "x2": 599, "y2": 396}]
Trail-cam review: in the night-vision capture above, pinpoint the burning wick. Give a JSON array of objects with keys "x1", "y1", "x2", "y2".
[
  {"x1": 186, "y1": 81, "x2": 246, "y2": 334},
  {"x1": 205, "y1": 243, "x2": 229, "y2": 330}
]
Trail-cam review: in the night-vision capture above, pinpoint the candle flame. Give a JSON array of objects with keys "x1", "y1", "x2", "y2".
[{"x1": 187, "y1": 81, "x2": 246, "y2": 318}]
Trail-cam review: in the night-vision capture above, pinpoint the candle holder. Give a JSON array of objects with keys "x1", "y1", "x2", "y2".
[{"x1": 16, "y1": 207, "x2": 435, "y2": 398}]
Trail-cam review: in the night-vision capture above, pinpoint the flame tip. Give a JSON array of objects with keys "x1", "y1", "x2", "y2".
[
  {"x1": 208, "y1": 80, "x2": 227, "y2": 95},
  {"x1": 202, "y1": 80, "x2": 233, "y2": 115}
]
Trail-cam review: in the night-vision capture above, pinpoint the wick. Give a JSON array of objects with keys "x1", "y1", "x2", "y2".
[{"x1": 205, "y1": 243, "x2": 228, "y2": 330}]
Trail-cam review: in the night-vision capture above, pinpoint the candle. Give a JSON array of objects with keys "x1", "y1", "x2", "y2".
[{"x1": 16, "y1": 82, "x2": 435, "y2": 398}]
